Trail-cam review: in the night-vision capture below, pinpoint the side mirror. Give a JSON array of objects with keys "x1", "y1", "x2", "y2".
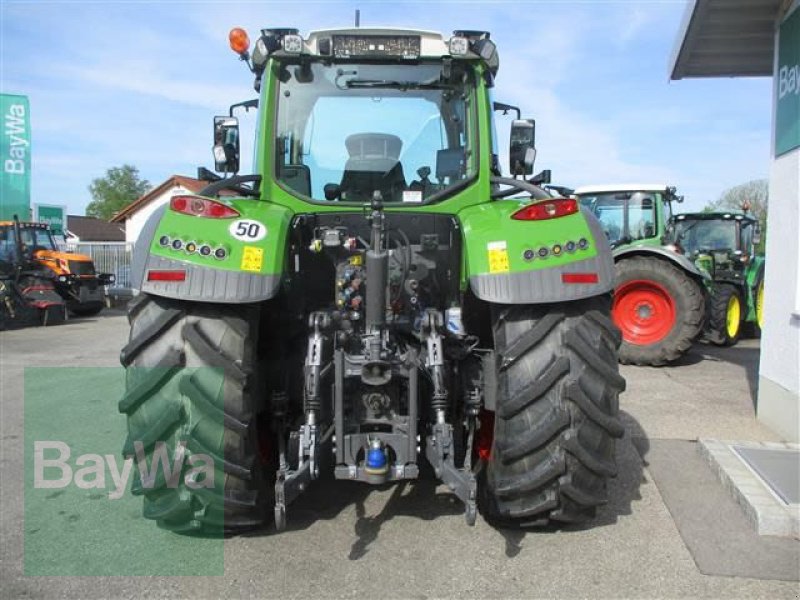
[
  {"x1": 510, "y1": 119, "x2": 536, "y2": 176},
  {"x1": 753, "y1": 223, "x2": 762, "y2": 246},
  {"x1": 213, "y1": 116, "x2": 240, "y2": 174}
]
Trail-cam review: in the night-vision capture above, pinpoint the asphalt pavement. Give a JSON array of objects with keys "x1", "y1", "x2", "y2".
[{"x1": 1, "y1": 312, "x2": 797, "y2": 598}]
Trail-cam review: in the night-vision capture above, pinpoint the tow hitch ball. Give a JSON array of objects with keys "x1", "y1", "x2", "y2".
[{"x1": 364, "y1": 438, "x2": 389, "y2": 483}]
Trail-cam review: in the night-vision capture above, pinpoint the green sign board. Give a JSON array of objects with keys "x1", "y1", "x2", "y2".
[
  {"x1": 776, "y1": 7, "x2": 800, "y2": 156},
  {"x1": 35, "y1": 204, "x2": 67, "y2": 236},
  {"x1": 0, "y1": 94, "x2": 31, "y2": 221}
]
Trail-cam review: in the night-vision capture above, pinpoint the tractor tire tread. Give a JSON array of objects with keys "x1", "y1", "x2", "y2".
[{"x1": 483, "y1": 295, "x2": 624, "y2": 526}]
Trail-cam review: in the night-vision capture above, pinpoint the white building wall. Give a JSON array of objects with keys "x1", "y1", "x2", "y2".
[
  {"x1": 759, "y1": 149, "x2": 800, "y2": 441},
  {"x1": 758, "y1": 2, "x2": 800, "y2": 442}
]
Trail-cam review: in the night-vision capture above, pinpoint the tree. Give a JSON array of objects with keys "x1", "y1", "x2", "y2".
[
  {"x1": 86, "y1": 165, "x2": 151, "y2": 221},
  {"x1": 704, "y1": 179, "x2": 768, "y2": 223}
]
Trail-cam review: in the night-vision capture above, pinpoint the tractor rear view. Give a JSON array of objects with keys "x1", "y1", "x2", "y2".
[
  {"x1": 575, "y1": 185, "x2": 707, "y2": 366},
  {"x1": 119, "y1": 25, "x2": 626, "y2": 534},
  {"x1": 671, "y1": 211, "x2": 764, "y2": 346}
]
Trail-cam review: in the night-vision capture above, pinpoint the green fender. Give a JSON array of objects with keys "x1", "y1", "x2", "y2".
[
  {"x1": 132, "y1": 197, "x2": 293, "y2": 303},
  {"x1": 458, "y1": 200, "x2": 616, "y2": 304}
]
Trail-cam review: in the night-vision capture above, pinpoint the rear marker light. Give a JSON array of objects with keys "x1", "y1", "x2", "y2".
[
  {"x1": 199, "y1": 245, "x2": 212, "y2": 256},
  {"x1": 538, "y1": 247, "x2": 549, "y2": 258},
  {"x1": 552, "y1": 244, "x2": 562, "y2": 256},
  {"x1": 512, "y1": 198, "x2": 579, "y2": 221},
  {"x1": 565, "y1": 241, "x2": 576, "y2": 253},
  {"x1": 214, "y1": 248, "x2": 227, "y2": 260},
  {"x1": 562, "y1": 273, "x2": 599, "y2": 284},
  {"x1": 170, "y1": 195, "x2": 239, "y2": 219},
  {"x1": 147, "y1": 270, "x2": 186, "y2": 282},
  {"x1": 159, "y1": 235, "x2": 170, "y2": 247},
  {"x1": 185, "y1": 242, "x2": 197, "y2": 254},
  {"x1": 578, "y1": 238, "x2": 589, "y2": 250},
  {"x1": 172, "y1": 239, "x2": 183, "y2": 250},
  {"x1": 523, "y1": 249, "x2": 535, "y2": 261}
]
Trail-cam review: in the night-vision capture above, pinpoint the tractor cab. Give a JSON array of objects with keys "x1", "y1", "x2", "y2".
[
  {"x1": 670, "y1": 212, "x2": 761, "y2": 282},
  {"x1": 0, "y1": 220, "x2": 54, "y2": 262},
  {"x1": 573, "y1": 184, "x2": 680, "y2": 249},
  {"x1": 206, "y1": 27, "x2": 550, "y2": 205}
]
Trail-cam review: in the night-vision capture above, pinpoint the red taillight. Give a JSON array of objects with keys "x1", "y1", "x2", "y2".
[
  {"x1": 475, "y1": 410, "x2": 494, "y2": 462},
  {"x1": 147, "y1": 270, "x2": 186, "y2": 282},
  {"x1": 512, "y1": 198, "x2": 579, "y2": 221},
  {"x1": 170, "y1": 195, "x2": 239, "y2": 219},
  {"x1": 562, "y1": 272, "x2": 599, "y2": 284}
]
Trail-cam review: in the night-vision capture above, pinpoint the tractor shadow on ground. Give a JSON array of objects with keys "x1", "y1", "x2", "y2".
[
  {"x1": 689, "y1": 340, "x2": 760, "y2": 409},
  {"x1": 495, "y1": 410, "x2": 650, "y2": 558},
  {"x1": 241, "y1": 465, "x2": 464, "y2": 558},
  {"x1": 243, "y1": 412, "x2": 651, "y2": 560}
]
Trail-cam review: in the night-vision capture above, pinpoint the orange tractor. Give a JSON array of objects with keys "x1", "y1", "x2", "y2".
[{"x1": 0, "y1": 218, "x2": 114, "y2": 327}]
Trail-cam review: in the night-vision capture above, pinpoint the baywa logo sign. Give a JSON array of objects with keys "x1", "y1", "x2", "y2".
[
  {"x1": 33, "y1": 440, "x2": 215, "y2": 500},
  {"x1": 0, "y1": 94, "x2": 31, "y2": 221},
  {"x1": 776, "y1": 7, "x2": 800, "y2": 156},
  {"x1": 24, "y1": 367, "x2": 225, "y2": 576}
]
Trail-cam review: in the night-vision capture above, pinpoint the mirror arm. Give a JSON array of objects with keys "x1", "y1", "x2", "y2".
[
  {"x1": 199, "y1": 174, "x2": 262, "y2": 198},
  {"x1": 490, "y1": 176, "x2": 549, "y2": 200}
]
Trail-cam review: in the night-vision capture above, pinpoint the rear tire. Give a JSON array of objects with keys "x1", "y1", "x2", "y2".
[
  {"x1": 707, "y1": 284, "x2": 742, "y2": 346},
  {"x1": 612, "y1": 256, "x2": 705, "y2": 366},
  {"x1": 482, "y1": 295, "x2": 626, "y2": 526},
  {"x1": 119, "y1": 293, "x2": 270, "y2": 533}
]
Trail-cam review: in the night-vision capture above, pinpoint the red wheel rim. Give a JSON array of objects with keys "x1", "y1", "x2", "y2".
[{"x1": 613, "y1": 279, "x2": 676, "y2": 345}]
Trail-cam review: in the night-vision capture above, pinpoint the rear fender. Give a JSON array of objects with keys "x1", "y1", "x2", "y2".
[
  {"x1": 131, "y1": 198, "x2": 292, "y2": 303},
  {"x1": 459, "y1": 201, "x2": 615, "y2": 304},
  {"x1": 614, "y1": 245, "x2": 710, "y2": 284}
]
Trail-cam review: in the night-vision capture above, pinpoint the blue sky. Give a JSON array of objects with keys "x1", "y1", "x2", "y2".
[{"x1": 1, "y1": 0, "x2": 773, "y2": 214}]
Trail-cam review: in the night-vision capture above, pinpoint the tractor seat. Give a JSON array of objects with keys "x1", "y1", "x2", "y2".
[{"x1": 340, "y1": 133, "x2": 406, "y2": 202}]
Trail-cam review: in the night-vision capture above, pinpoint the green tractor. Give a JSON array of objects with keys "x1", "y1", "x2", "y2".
[
  {"x1": 120, "y1": 26, "x2": 626, "y2": 533},
  {"x1": 670, "y1": 211, "x2": 764, "y2": 346},
  {"x1": 574, "y1": 184, "x2": 708, "y2": 366}
]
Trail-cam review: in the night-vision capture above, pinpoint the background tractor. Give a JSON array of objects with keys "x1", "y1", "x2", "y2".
[
  {"x1": 120, "y1": 26, "x2": 626, "y2": 534},
  {"x1": 670, "y1": 211, "x2": 764, "y2": 346},
  {"x1": 0, "y1": 218, "x2": 115, "y2": 324},
  {"x1": 574, "y1": 184, "x2": 707, "y2": 366}
]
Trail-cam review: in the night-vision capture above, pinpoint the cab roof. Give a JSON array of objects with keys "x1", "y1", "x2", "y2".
[
  {"x1": 573, "y1": 184, "x2": 671, "y2": 195},
  {"x1": 674, "y1": 212, "x2": 756, "y2": 222}
]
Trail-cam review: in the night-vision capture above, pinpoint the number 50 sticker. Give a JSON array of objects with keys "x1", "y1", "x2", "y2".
[{"x1": 229, "y1": 219, "x2": 267, "y2": 242}]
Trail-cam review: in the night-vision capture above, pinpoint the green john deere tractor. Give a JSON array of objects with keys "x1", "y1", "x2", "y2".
[
  {"x1": 671, "y1": 211, "x2": 765, "y2": 346},
  {"x1": 574, "y1": 185, "x2": 708, "y2": 366},
  {"x1": 120, "y1": 26, "x2": 626, "y2": 533}
]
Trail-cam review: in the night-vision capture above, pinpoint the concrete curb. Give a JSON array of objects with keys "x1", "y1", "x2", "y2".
[{"x1": 699, "y1": 439, "x2": 800, "y2": 538}]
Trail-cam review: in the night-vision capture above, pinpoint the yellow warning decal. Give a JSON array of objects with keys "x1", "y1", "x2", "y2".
[
  {"x1": 487, "y1": 241, "x2": 510, "y2": 273},
  {"x1": 349, "y1": 254, "x2": 364, "y2": 266},
  {"x1": 240, "y1": 246, "x2": 264, "y2": 272}
]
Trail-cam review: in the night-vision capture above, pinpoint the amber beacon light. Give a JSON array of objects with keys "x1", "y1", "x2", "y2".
[{"x1": 229, "y1": 27, "x2": 250, "y2": 56}]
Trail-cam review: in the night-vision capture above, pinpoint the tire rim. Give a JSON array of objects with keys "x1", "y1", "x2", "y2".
[
  {"x1": 612, "y1": 279, "x2": 676, "y2": 345},
  {"x1": 726, "y1": 294, "x2": 741, "y2": 339},
  {"x1": 756, "y1": 280, "x2": 764, "y2": 329}
]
